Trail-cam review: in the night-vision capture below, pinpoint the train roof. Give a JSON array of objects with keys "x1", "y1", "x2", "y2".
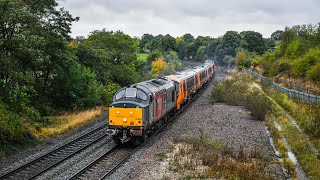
[
  {"x1": 191, "y1": 66, "x2": 206, "y2": 72},
  {"x1": 177, "y1": 70, "x2": 196, "y2": 78},
  {"x1": 205, "y1": 59, "x2": 215, "y2": 65}
]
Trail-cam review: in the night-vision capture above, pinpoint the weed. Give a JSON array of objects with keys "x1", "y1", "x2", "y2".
[
  {"x1": 168, "y1": 135, "x2": 275, "y2": 179},
  {"x1": 156, "y1": 152, "x2": 168, "y2": 161}
]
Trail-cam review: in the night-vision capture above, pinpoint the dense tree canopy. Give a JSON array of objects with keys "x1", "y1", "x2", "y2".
[
  {"x1": 240, "y1": 31, "x2": 266, "y2": 54},
  {"x1": 248, "y1": 23, "x2": 320, "y2": 83},
  {"x1": 0, "y1": 0, "x2": 107, "y2": 143},
  {"x1": 77, "y1": 30, "x2": 139, "y2": 86},
  {"x1": 137, "y1": 30, "x2": 270, "y2": 64}
]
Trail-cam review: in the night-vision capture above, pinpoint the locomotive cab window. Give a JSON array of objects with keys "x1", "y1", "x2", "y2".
[
  {"x1": 125, "y1": 88, "x2": 137, "y2": 98},
  {"x1": 115, "y1": 90, "x2": 125, "y2": 100},
  {"x1": 137, "y1": 90, "x2": 147, "y2": 101}
]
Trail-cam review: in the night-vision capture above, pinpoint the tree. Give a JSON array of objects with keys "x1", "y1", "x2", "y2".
[
  {"x1": 160, "y1": 34, "x2": 177, "y2": 52},
  {"x1": 216, "y1": 31, "x2": 241, "y2": 62},
  {"x1": 240, "y1": 31, "x2": 266, "y2": 54},
  {"x1": 139, "y1": 33, "x2": 154, "y2": 51},
  {"x1": 150, "y1": 34, "x2": 164, "y2": 51},
  {"x1": 271, "y1": 30, "x2": 283, "y2": 41},
  {"x1": 0, "y1": 0, "x2": 79, "y2": 113},
  {"x1": 151, "y1": 57, "x2": 165, "y2": 77},
  {"x1": 79, "y1": 30, "x2": 139, "y2": 86},
  {"x1": 195, "y1": 46, "x2": 208, "y2": 61},
  {"x1": 176, "y1": 34, "x2": 196, "y2": 60},
  {"x1": 207, "y1": 38, "x2": 221, "y2": 58}
]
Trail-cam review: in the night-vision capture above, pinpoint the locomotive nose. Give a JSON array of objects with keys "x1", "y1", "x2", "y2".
[{"x1": 108, "y1": 106, "x2": 143, "y2": 127}]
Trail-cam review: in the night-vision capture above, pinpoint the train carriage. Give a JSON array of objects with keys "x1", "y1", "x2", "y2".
[
  {"x1": 192, "y1": 66, "x2": 207, "y2": 89},
  {"x1": 165, "y1": 70, "x2": 197, "y2": 110}
]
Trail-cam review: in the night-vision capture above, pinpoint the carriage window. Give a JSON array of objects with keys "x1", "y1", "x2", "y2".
[
  {"x1": 125, "y1": 88, "x2": 137, "y2": 98},
  {"x1": 137, "y1": 90, "x2": 147, "y2": 101},
  {"x1": 115, "y1": 90, "x2": 125, "y2": 100}
]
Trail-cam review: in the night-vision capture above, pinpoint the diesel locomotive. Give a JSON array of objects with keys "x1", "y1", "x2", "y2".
[{"x1": 107, "y1": 60, "x2": 215, "y2": 145}]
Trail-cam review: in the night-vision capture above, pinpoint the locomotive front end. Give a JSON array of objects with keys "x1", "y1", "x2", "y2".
[
  {"x1": 107, "y1": 87, "x2": 148, "y2": 145},
  {"x1": 109, "y1": 107, "x2": 143, "y2": 128}
]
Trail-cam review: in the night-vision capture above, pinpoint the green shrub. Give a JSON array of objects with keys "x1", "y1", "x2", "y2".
[
  {"x1": 212, "y1": 77, "x2": 271, "y2": 120},
  {"x1": 212, "y1": 78, "x2": 248, "y2": 106},
  {"x1": 246, "y1": 89, "x2": 271, "y2": 121},
  {"x1": 0, "y1": 102, "x2": 29, "y2": 143},
  {"x1": 306, "y1": 62, "x2": 320, "y2": 81}
]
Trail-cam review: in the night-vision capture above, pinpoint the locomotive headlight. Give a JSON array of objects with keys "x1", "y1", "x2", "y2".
[
  {"x1": 123, "y1": 118, "x2": 127, "y2": 123},
  {"x1": 130, "y1": 112, "x2": 133, "y2": 115},
  {"x1": 117, "y1": 111, "x2": 120, "y2": 114}
]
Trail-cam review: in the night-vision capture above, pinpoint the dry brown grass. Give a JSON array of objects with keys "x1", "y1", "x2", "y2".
[
  {"x1": 168, "y1": 135, "x2": 279, "y2": 179},
  {"x1": 35, "y1": 106, "x2": 103, "y2": 138}
]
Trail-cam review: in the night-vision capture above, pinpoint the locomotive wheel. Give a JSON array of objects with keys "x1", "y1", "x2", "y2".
[
  {"x1": 113, "y1": 135, "x2": 121, "y2": 145},
  {"x1": 130, "y1": 136, "x2": 144, "y2": 146}
]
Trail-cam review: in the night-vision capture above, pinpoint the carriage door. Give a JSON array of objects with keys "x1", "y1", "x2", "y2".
[
  {"x1": 149, "y1": 94, "x2": 154, "y2": 124},
  {"x1": 164, "y1": 91, "x2": 167, "y2": 113}
]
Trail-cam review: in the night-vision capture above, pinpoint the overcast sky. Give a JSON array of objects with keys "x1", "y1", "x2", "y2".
[{"x1": 60, "y1": 0, "x2": 320, "y2": 38}]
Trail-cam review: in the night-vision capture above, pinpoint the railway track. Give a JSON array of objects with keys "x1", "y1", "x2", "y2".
[
  {"x1": 69, "y1": 80, "x2": 214, "y2": 180},
  {"x1": 0, "y1": 124, "x2": 109, "y2": 180},
  {"x1": 68, "y1": 145, "x2": 133, "y2": 180}
]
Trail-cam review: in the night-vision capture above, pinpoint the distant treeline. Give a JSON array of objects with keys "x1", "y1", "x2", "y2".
[{"x1": 138, "y1": 31, "x2": 275, "y2": 64}]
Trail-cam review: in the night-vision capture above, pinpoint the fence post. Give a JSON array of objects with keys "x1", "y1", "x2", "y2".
[{"x1": 308, "y1": 94, "x2": 311, "y2": 103}]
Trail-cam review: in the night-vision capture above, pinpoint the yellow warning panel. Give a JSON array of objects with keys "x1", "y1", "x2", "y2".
[{"x1": 109, "y1": 107, "x2": 142, "y2": 127}]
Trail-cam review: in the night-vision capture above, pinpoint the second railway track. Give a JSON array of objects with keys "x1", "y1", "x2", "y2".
[{"x1": 0, "y1": 124, "x2": 109, "y2": 180}]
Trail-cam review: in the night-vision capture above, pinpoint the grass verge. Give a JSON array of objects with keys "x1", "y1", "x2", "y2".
[
  {"x1": 266, "y1": 95, "x2": 320, "y2": 179},
  {"x1": 0, "y1": 106, "x2": 104, "y2": 160},
  {"x1": 268, "y1": 90, "x2": 320, "y2": 151},
  {"x1": 33, "y1": 106, "x2": 104, "y2": 138}
]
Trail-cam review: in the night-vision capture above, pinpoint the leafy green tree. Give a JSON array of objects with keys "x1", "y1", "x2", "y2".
[
  {"x1": 195, "y1": 46, "x2": 208, "y2": 61},
  {"x1": 160, "y1": 34, "x2": 177, "y2": 52},
  {"x1": 51, "y1": 58, "x2": 104, "y2": 110},
  {"x1": 216, "y1": 31, "x2": 241, "y2": 63},
  {"x1": 240, "y1": 31, "x2": 266, "y2": 54},
  {"x1": 150, "y1": 34, "x2": 164, "y2": 51},
  {"x1": 279, "y1": 27, "x2": 296, "y2": 57},
  {"x1": 0, "y1": 0, "x2": 79, "y2": 114},
  {"x1": 271, "y1": 30, "x2": 283, "y2": 41},
  {"x1": 79, "y1": 30, "x2": 139, "y2": 86},
  {"x1": 139, "y1": 33, "x2": 154, "y2": 51},
  {"x1": 176, "y1": 34, "x2": 195, "y2": 60},
  {"x1": 264, "y1": 38, "x2": 276, "y2": 52},
  {"x1": 207, "y1": 38, "x2": 221, "y2": 58}
]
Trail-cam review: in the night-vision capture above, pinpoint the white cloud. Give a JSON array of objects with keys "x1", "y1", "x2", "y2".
[{"x1": 60, "y1": 0, "x2": 320, "y2": 38}]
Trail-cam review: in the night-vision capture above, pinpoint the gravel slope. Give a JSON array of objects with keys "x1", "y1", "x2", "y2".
[{"x1": 110, "y1": 69, "x2": 285, "y2": 180}]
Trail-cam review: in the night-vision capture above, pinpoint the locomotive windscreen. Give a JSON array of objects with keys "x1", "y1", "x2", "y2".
[{"x1": 115, "y1": 88, "x2": 148, "y2": 101}]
